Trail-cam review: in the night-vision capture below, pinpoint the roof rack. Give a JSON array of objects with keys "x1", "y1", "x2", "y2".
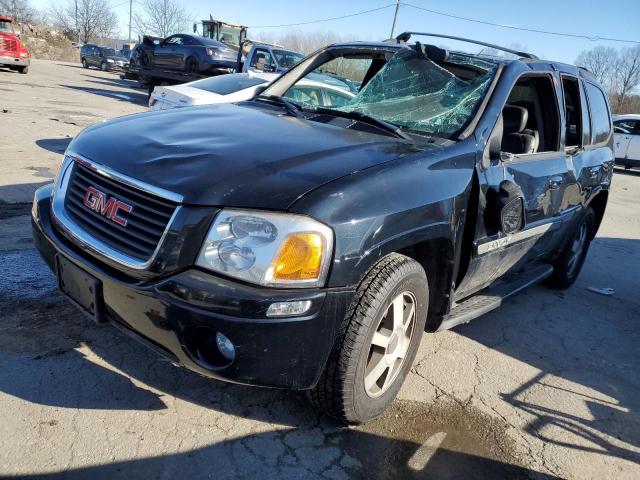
[{"x1": 395, "y1": 32, "x2": 538, "y2": 60}]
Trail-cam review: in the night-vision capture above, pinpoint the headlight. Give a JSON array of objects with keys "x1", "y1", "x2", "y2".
[
  {"x1": 196, "y1": 209, "x2": 333, "y2": 288},
  {"x1": 107, "y1": 58, "x2": 114, "y2": 63},
  {"x1": 206, "y1": 47, "x2": 219, "y2": 57}
]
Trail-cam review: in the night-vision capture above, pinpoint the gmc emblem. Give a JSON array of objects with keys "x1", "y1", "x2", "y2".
[{"x1": 83, "y1": 186, "x2": 133, "y2": 227}]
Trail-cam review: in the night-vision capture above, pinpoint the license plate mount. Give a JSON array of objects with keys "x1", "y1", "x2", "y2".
[{"x1": 56, "y1": 255, "x2": 105, "y2": 323}]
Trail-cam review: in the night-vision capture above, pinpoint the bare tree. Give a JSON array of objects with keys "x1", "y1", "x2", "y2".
[
  {"x1": 575, "y1": 46, "x2": 618, "y2": 89},
  {"x1": 133, "y1": 0, "x2": 190, "y2": 39},
  {"x1": 0, "y1": 0, "x2": 37, "y2": 23},
  {"x1": 49, "y1": 0, "x2": 118, "y2": 43},
  {"x1": 254, "y1": 30, "x2": 352, "y2": 55},
  {"x1": 612, "y1": 45, "x2": 640, "y2": 111}
]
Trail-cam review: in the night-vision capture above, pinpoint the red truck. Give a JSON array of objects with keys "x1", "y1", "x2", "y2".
[{"x1": 0, "y1": 15, "x2": 29, "y2": 74}]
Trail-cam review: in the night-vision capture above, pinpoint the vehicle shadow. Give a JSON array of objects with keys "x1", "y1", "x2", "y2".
[
  {"x1": 55, "y1": 63, "x2": 85, "y2": 69},
  {"x1": 0, "y1": 225, "x2": 637, "y2": 473},
  {"x1": 59, "y1": 84, "x2": 147, "y2": 106},
  {"x1": 453, "y1": 236, "x2": 640, "y2": 466},
  {"x1": 35, "y1": 137, "x2": 72, "y2": 155},
  {"x1": 11, "y1": 428, "x2": 553, "y2": 480},
  {"x1": 613, "y1": 166, "x2": 640, "y2": 177},
  {"x1": 79, "y1": 74, "x2": 143, "y2": 90}
]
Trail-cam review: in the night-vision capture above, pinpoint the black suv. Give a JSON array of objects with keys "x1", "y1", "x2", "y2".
[
  {"x1": 33, "y1": 33, "x2": 613, "y2": 424},
  {"x1": 80, "y1": 44, "x2": 129, "y2": 71}
]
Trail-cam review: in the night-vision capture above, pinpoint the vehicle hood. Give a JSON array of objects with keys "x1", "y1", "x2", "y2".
[{"x1": 68, "y1": 103, "x2": 423, "y2": 209}]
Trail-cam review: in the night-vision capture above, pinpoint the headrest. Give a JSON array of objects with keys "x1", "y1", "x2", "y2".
[{"x1": 502, "y1": 105, "x2": 528, "y2": 133}]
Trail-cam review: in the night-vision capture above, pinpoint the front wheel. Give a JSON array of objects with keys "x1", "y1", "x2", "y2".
[
  {"x1": 81, "y1": 58, "x2": 88, "y2": 68},
  {"x1": 546, "y1": 206, "x2": 595, "y2": 289},
  {"x1": 308, "y1": 253, "x2": 428, "y2": 424},
  {"x1": 185, "y1": 57, "x2": 199, "y2": 74},
  {"x1": 17, "y1": 66, "x2": 28, "y2": 74},
  {"x1": 100, "y1": 61, "x2": 109, "y2": 72}
]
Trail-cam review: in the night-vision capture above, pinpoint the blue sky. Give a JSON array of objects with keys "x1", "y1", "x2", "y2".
[{"x1": 33, "y1": 0, "x2": 640, "y2": 63}]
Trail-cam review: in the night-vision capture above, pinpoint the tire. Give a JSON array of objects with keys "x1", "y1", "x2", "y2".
[
  {"x1": 546, "y1": 206, "x2": 595, "y2": 289},
  {"x1": 100, "y1": 61, "x2": 109, "y2": 72},
  {"x1": 185, "y1": 57, "x2": 199, "y2": 74},
  {"x1": 18, "y1": 66, "x2": 28, "y2": 74},
  {"x1": 82, "y1": 58, "x2": 88, "y2": 69},
  {"x1": 308, "y1": 253, "x2": 429, "y2": 424}
]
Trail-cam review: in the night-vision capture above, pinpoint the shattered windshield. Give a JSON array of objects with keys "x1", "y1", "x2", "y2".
[
  {"x1": 278, "y1": 47, "x2": 498, "y2": 140},
  {"x1": 337, "y1": 49, "x2": 497, "y2": 139}
]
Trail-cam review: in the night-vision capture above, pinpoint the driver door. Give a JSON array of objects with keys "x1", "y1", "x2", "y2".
[{"x1": 155, "y1": 36, "x2": 182, "y2": 69}]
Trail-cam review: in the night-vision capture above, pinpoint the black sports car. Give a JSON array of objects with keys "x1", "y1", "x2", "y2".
[{"x1": 139, "y1": 33, "x2": 238, "y2": 74}]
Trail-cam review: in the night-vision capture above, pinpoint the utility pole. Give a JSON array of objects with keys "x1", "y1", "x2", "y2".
[
  {"x1": 75, "y1": 0, "x2": 79, "y2": 43},
  {"x1": 389, "y1": 0, "x2": 401, "y2": 39},
  {"x1": 128, "y1": 0, "x2": 132, "y2": 45}
]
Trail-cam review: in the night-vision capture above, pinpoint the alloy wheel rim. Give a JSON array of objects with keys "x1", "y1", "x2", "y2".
[
  {"x1": 567, "y1": 221, "x2": 587, "y2": 275},
  {"x1": 364, "y1": 291, "x2": 417, "y2": 398}
]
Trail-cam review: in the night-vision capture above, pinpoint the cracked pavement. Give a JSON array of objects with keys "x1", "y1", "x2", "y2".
[{"x1": 0, "y1": 60, "x2": 639, "y2": 479}]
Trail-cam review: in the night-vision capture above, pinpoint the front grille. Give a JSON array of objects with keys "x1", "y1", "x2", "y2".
[
  {"x1": 0, "y1": 38, "x2": 17, "y2": 52},
  {"x1": 64, "y1": 161, "x2": 178, "y2": 262}
]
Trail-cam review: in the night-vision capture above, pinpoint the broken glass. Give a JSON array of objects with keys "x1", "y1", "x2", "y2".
[{"x1": 336, "y1": 48, "x2": 498, "y2": 139}]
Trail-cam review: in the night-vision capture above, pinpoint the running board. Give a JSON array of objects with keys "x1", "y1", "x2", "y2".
[{"x1": 437, "y1": 264, "x2": 554, "y2": 331}]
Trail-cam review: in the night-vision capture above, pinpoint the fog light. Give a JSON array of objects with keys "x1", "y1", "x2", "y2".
[
  {"x1": 215, "y1": 332, "x2": 235, "y2": 361},
  {"x1": 266, "y1": 300, "x2": 312, "y2": 317}
]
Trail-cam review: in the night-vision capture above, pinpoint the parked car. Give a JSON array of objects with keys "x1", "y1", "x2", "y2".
[
  {"x1": 139, "y1": 33, "x2": 238, "y2": 74},
  {"x1": 32, "y1": 33, "x2": 613, "y2": 424},
  {"x1": 148, "y1": 71, "x2": 355, "y2": 111},
  {"x1": 613, "y1": 114, "x2": 640, "y2": 170},
  {"x1": 0, "y1": 15, "x2": 29, "y2": 74},
  {"x1": 80, "y1": 44, "x2": 130, "y2": 71}
]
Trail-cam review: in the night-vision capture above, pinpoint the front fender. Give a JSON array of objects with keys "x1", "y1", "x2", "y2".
[{"x1": 289, "y1": 139, "x2": 477, "y2": 288}]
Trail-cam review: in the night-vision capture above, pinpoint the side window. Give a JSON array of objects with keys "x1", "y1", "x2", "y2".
[
  {"x1": 501, "y1": 75, "x2": 560, "y2": 155},
  {"x1": 165, "y1": 36, "x2": 182, "y2": 45},
  {"x1": 613, "y1": 119, "x2": 638, "y2": 134},
  {"x1": 561, "y1": 76, "x2": 583, "y2": 148},
  {"x1": 324, "y1": 89, "x2": 354, "y2": 107},
  {"x1": 285, "y1": 86, "x2": 325, "y2": 107},
  {"x1": 585, "y1": 82, "x2": 612, "y2": 145},
  {"x1": 250, "y1": 49, "x2": 273, "y2": 70}
]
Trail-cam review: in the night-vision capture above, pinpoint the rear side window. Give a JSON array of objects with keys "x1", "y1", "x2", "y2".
[
  {"x1": 189, "y1": 74, "x2": 268, "y2": 95},
  {"x1": 561, "y1": 76, "x2": 582, "y2": 147},
  {"x1": 585, "y1": 82, "x2": 611, "y2": 145}
]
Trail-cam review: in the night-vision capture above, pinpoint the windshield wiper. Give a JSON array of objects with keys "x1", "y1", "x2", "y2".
[
  {"x1": 311, "y1": 107, "x2": 411, "y2": 140},
  {"x1": 254, "y1": 95, "x2": 303, "y2": 118}
]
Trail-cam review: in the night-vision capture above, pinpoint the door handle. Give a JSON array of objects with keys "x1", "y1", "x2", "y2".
[{"x1": 548, "y1": 176, "x2": 563, "y2": 189}]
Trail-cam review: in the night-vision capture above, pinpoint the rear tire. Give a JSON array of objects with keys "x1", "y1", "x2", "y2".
[
  {"x1": 308, "y1": 253, "x2": 428, "y2": 425},
  {"x1": 546, "y1": 207, "x2": 595, "y2": 289},
  {"x1": 82, "y1": 58, "x2": 88, "y2": 69},
  {"x1": 17, "y1": 66, "x2": 28, "y2": 74}
]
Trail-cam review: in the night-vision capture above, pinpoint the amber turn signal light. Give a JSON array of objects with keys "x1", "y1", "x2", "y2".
[{"x1": 269, "y1": 233, "x2": 324, "y2": 281}]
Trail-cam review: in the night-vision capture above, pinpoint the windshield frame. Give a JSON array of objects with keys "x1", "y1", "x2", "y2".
[{"x1": 259, "y1": 44, "x2": 500, "y2": 141}]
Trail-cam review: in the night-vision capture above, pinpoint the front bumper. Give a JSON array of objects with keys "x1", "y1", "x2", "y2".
[
  {"x1": 32, "y1": 185, "x2": 353, "y2": 389},
  {"x1": 0, "y1": 55, "x2": 29, "y2": 66}
]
